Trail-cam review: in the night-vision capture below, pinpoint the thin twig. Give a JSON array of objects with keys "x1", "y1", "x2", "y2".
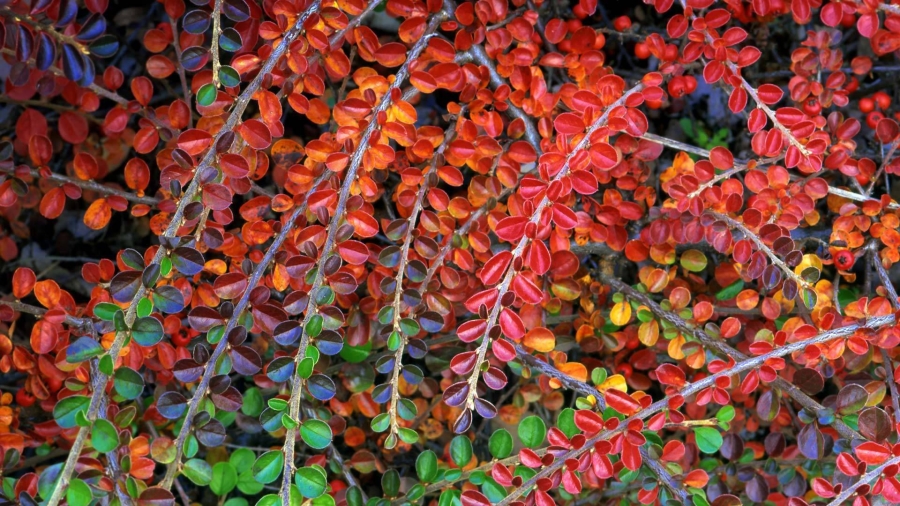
[{"x1": 0, "y1": 166, "x2": 159, "y2": 206}]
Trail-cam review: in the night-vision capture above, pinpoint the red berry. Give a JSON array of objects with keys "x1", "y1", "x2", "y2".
[
  {"x1": 860, "y1": 97, "x2": 875, "y2": 113},
  {"x1": 613, "y1": 16, "x2": 632, "y2": 31},
  {"x1": 867, "y1": 111, "x2": 884, "y2": 129},
  {"x1": 834, "y1": 249, "x2": 855, "y2": 271},
  {"x1": 171, "y1": 329, "x2": 192, "y2": 347},
  {"x1": 875, "y1": 91, "x2": 892, "y2": 110},
  {"x1": 802, "y1": 98, "x2": 821, "y2": 116},
  {"x1": 635, "y1": 42, "x2": 650, "y2": 59},
  {"x1": 16, "y1": 388, "x2": 35, "y2": 407}
]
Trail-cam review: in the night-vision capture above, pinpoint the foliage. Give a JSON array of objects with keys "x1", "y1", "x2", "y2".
[{"x1": 2, "y1": 0, "x2": 900, "y2": 505}]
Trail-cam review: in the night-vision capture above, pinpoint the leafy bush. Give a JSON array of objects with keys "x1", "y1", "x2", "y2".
[{"x1": 2, "y1": 0, "x2": 900, "y2": 505}]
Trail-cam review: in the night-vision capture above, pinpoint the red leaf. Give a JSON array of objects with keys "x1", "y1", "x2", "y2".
[
  {"x1": 605, "y1": 389, "x2": 642, "y2": 416},
  {"x1": 479, "y1": 251, "x2": 512, "y2": 286},
  {"x1": 574, "y1": 410, "x2": 604, "y2": 434},
  {"x1": 554, "y1": 112, "x2": 585, "y2": 135},
  {"x1": 855, "y1": 441, "x2": 890, "y2": 465},
  {"x1": 495, "y1": 216, "x2": 528, "y2": 242},
  {"x1": 499, "y1": 308, "x2": 525, "y2": 341},
  {"x1": 655, "y1": 363, "x2": 686, "y2": 388}
]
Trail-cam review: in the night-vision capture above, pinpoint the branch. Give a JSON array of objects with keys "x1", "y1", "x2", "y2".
[
  {"x1": 210, "y1": 0, "x2": 223, "y2": 90},
  {"x1": 605, "y1": 277, "x2": 864, "y2": 442},
  {"x1": 386, "y1": 111, "x2": 462, "y2": 445},
  {"x1": 825, "y1": 455, "x2": 900, "y2": 506},
  {"x1": 0, "y1": 166, "x2": 160, "y2": 206},
  {"x1": 495, "y1": 314, "x2": 895, "y2": 505},
  {"x1": 168, "y1": 16, "x2": 193, "y2": 128},
  {"x1": 868, "y1": 243, "x2": 900, "y2": 421},
  {"x1": 43, "y1": 4, "x2": 324, "y2": 503},
  {"x1": 707, "y1": 211, "x2": 815, "y2": 295},
  {"x1": 0, "y1": 48, "x2": 172, "y2": 132},
  {"x1": 0, "y1": 300, "x2": 94, "y2": 333},
  {"x1": 159, "y1": 174, "x2": 330, "y2": 489},
  {"x1": 678, "y1": 1, "x2": 810, "y2": 158},
  {"x1": 277, "y1": 12, "x2": 446, "y2": 503},
  {"x1": 453, "y1": 79, "x2": 645, "y2": 429}
]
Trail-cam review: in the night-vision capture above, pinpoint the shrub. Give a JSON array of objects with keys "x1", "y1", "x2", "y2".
[{"x1": 1, "y1": 0, "x2": 900, "y2": 505}]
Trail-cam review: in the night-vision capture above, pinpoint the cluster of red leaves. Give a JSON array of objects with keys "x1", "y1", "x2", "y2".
[{"x1": 2, "y1": 0, "x2": 900, "y2": 505}]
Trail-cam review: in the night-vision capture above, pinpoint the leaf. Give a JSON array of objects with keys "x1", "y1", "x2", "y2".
[
  {"x1": 449, "y1": 435, "x2": 472, "y2": 467},
  {"x1": 610, "y1": 301, "x2": 632, "y2": 326},
  {"x1": 489, "y1": 429, "x2": 513, "y2": 459},
  {"x1": 694, "y1": 427, "x2": 723, "y2": 454},
  {"x1": 183, "y1": 459, "x2": 212, "y2": 485},
  {"x1": 296, "y1": 467, "x2": 327, "y2": 498},
  {"x1": 91, "y1": 419, "x2": 119, "y2": 453},
  {"x1": 416, "y1": 450, "x2": 438, "y2": 482},
  {"x1": 299, "y1": 419, "x2": 332, "y2": 449},
  {"x1": 211, "y1": 462, "x2": 238, "y2": 496},
  {"x1": 53, "y1": 396, "x2": 90, "y2": 429},
  {"x1": 66, "y1": 479, "x2": 92, "y2": 506},
  {"x1": 132, "y1": 316, "x2": 164, "y2": 346},
  {"x1": 66, "y1": 336, "x2": 104, "y2": 363},
  {"x1": 518, "y1": 416, "x2": 547, "y2": 449},
  {"x1": 114, "y1": 367, "x2": 144, "y2": 400},
  {"x1": 252, "y1": 451, "x2": 284, "y2": 484}
]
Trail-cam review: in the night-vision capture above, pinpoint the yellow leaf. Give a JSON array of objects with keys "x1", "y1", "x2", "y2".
[
  {"x1": 610, "y1": 301, "x2": 632, "y2": 326},
  {"x1": 598, "y1": 374, "x2": 628, "y2": 394},
  {"x1": 668, "y1": 335, "x2": 686, "y2": 360},
  {"x1": 638, "y1": 320, "x2": 659, "y2": 347}
]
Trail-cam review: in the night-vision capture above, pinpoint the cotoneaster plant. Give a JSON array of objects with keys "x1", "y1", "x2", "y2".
[{"x1": 1, "y1": 0, "x2": 900, "y2": 505}]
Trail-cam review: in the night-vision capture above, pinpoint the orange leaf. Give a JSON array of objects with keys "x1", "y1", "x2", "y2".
[
  {"x1": 523, "y1": 327, "x2": 555, "y2": 353},
  {"x1": 84, "y1": 199, "x2": 112, "y2": 230},
  {"x1": 34, "y1": 280, "x2": 61, "y2": 308}
]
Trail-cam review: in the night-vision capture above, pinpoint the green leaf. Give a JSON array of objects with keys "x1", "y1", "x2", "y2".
[
  {"x1": 242, "y1": 387, "x2": 264, "y2": 417},
  {"x1": 91, "y1": 419, "x2": 119, "y2": 453},
  {"x1": 557, "y1": 408, "x2": 578, "y2": 439},
  {"x1": 66, "y1": 336, "x2": 104, "y2": 363},
  {"x1": 295, "y1": 466, "x2": 327, "y2": 498},
  {"x1": 397, "y1": 427, "x2": 418, "y2": 444},
  {"x1": 53, "y1": 396, "x2": 90, "y2": 429},
  {"x1": 114, "y1": 367, "x2": 144, "y2": 400},
  {"x1": 230, "y1": 448, "x2": 255, "y2": 470},
  {"x1": 370, "y1": 413, "x2": 389, "y2": 433},
  {"x1": 211, "y1": 462, "x2": 238, "y2": 496},
  {"x1": 66, "y1": 478, "x2": 92, "y2": 506},
  {"x1": 252, "y1": 451, "x2": 284, "y2": 484},
  {"x1": 449, "y1": 435, "x2": 472, "y2": 468},
  {"x1": 716, "y1": 280, "x2": 744, "y2": 301},
  {"x1": 137, "y1": 297, "x2": 153, "y2": 318},
  {"x1": 694, "y1": 427, "x2": 723, "y2": 454},
  {"x1": 489, "y1": 429, "x2": 513, "y2": 459},
  {"x1": 99, "y1": 355, "x2": 114, "y2": 376},
  {"x1": 716, "y1": 405, "x2": 735, "y2": 423},
  {"x1": 219, "y1": 66, "x2": 241, "y2": 88},
  {"x1": 238, "y1": 470, "x2": 265, "y2": 495},
  {"x1": 93, "y1": 302, "x2": 119, "y2": 321},
  {"x1": 131, "y1": 316, "x2": 164, "y2": 347},
  {"x1": 183, "y1": 459, "x2": 212, "y2": 485},
  {"x1": 518, "y1": 416, "x2": 546, "y2": 449},
  {"x1": 197, "y1": 83, "x2": 217, "y2": 106},
  {"x1": 267, "y1": 398, "x2": 288, "y2": 411},
  {"x1": 300, "y1": 419, "x2": 332, "y2": 449},
  {"x1": 416, "y1": 450, "x2": 438, "y2": 482}
]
